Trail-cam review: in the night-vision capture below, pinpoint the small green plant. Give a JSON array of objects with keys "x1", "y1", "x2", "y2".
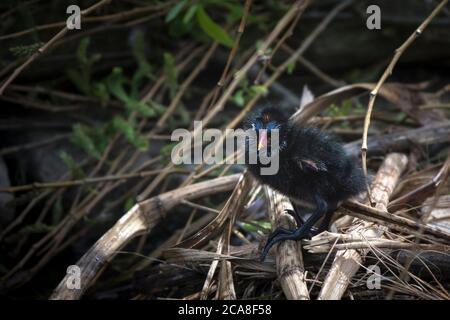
[
  {"x1": 66, "y1": 33, "x2": 169, "y2": 156},
  {"x1": 165, "y1": 1, "x2": 236, "y2": 47},
  {"x1": 239, "y1": 220, "x2": 272, "y2": 234},
  {"x1": 163, "y1": 52, "x2": 178, "y2": 98},
  {"x1": 327, "y1": 99, "x2": 364, "y2": 117},
  {"x1": 112, "y1": 116, "x2": 148, "y2": 150},
  {"x1": 70, "y1": 123, "x2": 110, "y2": 160},
  {"x1": 9, "y1": 42, "x2": 44, "y2": 58},
  {"x1": 67, "y1": 38, "x2": 107, "y2": 103},
  {"x1": 326, "y1": 99, "x2": 366, "y2": 128},
  {"x1": 59, "y1": 151, "x2": 85, "y2": 179},
  {"x1": 196, "y1": 5, "x2": 233, "y2": 47},
  {"x1": 231, "y1": 77, "x2": 268, "y2": 107},
  {"x1": 106, "y1": 67, "x2": 155, "y2": 117}
]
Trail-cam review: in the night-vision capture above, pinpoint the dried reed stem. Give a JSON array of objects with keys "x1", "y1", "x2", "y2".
[
  {"x1": 318, "y1": 153, "x2": 407, "y2": 300},
  {"x1": 264, "y1": 187, "x2": 309, "y2": 300},
  {"x1": 49, "y1": 174, "x2": 240, "y2": 299}
]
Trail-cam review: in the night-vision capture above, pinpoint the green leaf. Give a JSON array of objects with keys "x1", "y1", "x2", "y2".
[
  {"x1": 231, "y1": 89, "x2": 245, "y2": 107},
  {"x1": 183, "y1": 4, "x2": 198, "y2": 24},
  {"x1": 255, "y1": 40, "x2": 264, "y2": 51},
  {"x1": 395, "y1": 112, "x2": 407, "y2": 123},
  {"x1": 168, "y1": 13, "x2": 194, "y2": 37},
  {"x1": 250, "y1": 85, "x2": 268, "y2": 95},
  {"x1": 326, "y1": 104, "x2": 340, "y2": 117},
  {"x1": 131, "y1": 30, "x2": 153, "y2": 97},
  {"x1": 148, "y1": 100, "x2": 167, "y2": 114},
  {"x1": 240, "y1": 220, "x2": 271, "y2": 233},
  {"x1": 77, "y1": 39, "x2": 100, "y2": 85},
  {"x1": 67, "y1": 37, "x2": 102, "y2": 96},
  {"x1": 177, "y1": 103, "x2": 191, "y2": 126},
  {"x1": 112, "y1": 116, "x2": 149, "y2": 150},
  {"x1": 9, "y1": 42, "x2": 44, "y2": 58},
  {"x1": 341, "y1": 99, "x2": 352, "y2": 116},
  {"x1": 163, "y1": 52, "x2": 178, "y2": 98},
  {"x1": 92, "y1": 83, "x2": 110, "y2": 105},
  {"x1": 106, "y1": 67, "x2": 155, "y2": 117},
  {"x1": 256, "y1": 220, "x2": 272, "y2": 230},
  {"x1": 160, "y1": 142, "x2": 179, "y2": 158},
  {"x1": 76, "y1": 37, "x2": 90, "y2": 65},
  {"x1": 59, "y1": 151, "x2": 74, "y2": 168},
  {"x1": 240, "y1": 222, "x2": 258, "y2": 233},
  {"x1": 67, "y1": 69, "x2": 90, "y2": 94},
  {"x1": 52, "y1": 198, "x2": 63, "y2": 225},
  {"x1": 106, "y1": 67, "x2": 130, "y2": 101},
  {"x1": 71, "y1": 123, "x2": 102, "y2": 159},
  {"x1": 59, "y1": 151, "x2": 85, "y2": 179},
  {"x1": 124, "y1": 197, "x2": 135, "y2": 212},
  {"x1": 216, "y1": 2, "x2": 244, "y2": 25},
  {"x1": 196, "y1": 5, "x2": 233, "y2": 47},
  {"x1": 166, "y1": 0, "x2": 187, "y2": 23},
  {"x1": 287, "y1": 61, "x2": 296, "y2": 74},
  {"x1": 132, "y1": 31, "x2": 150, "y2": 71}
]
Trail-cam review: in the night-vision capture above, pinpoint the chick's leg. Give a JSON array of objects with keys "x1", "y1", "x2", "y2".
[{"x1": 260, "y1": 195, "x2": 328, "y2": 261}]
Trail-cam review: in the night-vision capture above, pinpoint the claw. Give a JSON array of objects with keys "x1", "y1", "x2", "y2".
[
  {"x1": 260, "y1": 227, "x2": 291, "y2": 261},
  {"x1": 260, "y1": 225, "x2": 312, "y2": 261},
  {"x1": 260, "y1": 236, "x2": 284, "y2": 261}
]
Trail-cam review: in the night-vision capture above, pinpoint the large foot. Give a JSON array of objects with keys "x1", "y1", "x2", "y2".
[
  {"x1": 260, "y1": 225, "x2": 313, "y2": 262},
  {"x1": 260, "y1": 195, "x2": 329, "y2": 261},
  {"x1": 260, "y1": 210, "x2": 321, "y2": 262}
]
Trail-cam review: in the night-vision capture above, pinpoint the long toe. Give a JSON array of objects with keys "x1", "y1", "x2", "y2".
[
  {"x1": 260, "y1": 242, "x2": 273, "y2": 262},
  {"x1": 261, "y1": 232, "x2": 296, "y2": 261},
  {"x1": 261, "y1": 228, "x2": 291, "y2": 261},
  {"x1": 260, "y1": 230, "x2": 296, "y2": 261},
  {"x1": 269, "y1": 226, "x2": 312, "y2": 250},
  {"x1": 266, "y1": 227, "x2": 291, "y2": 244},
  {"x1": 292, "y1": 225, "x2": 313, "y2": 240},
  {"x1": 261, "y1": 240, "x2": 279, "y2": 262},
  {"x1": 261, "y1": 224, "x2": 315, "y2": 261}
]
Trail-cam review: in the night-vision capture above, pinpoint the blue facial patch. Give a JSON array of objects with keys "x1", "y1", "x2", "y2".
[
  {"x1": 266, "y1": 121, "x2": 279, "y2": 130},
  {"x1": 253, "y1": 120, "x2": 264, "y2": 130}
]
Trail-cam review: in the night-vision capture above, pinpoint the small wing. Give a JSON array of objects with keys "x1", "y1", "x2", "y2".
[{"x1": 296, "y1": 158, "x2": 327, "y2": 172}]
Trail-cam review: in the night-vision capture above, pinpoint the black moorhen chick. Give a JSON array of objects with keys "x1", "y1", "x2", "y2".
[{"x1": 243, "y1": 107, "x2": 366, "y2": 261}]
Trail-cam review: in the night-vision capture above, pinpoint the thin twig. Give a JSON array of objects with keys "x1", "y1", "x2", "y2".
[
  {"x1": 360, "y1": 0, "x2": 449, "y2": 203},
  {"x1": 0, "y1": 167, "x2": 187, "y2": 193},
  {"x1": 0, "y1": 0, "x2": 113, "y2": 95},
  {"x1": 0, "y1": 2, "x2": 173, "y2": 41}
]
